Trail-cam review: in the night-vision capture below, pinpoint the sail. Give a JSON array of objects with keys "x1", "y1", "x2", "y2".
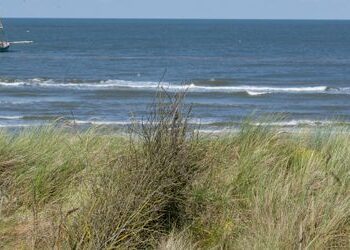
[{"x1": 0, "y1": 18, "x2": 7, "y2": 42}]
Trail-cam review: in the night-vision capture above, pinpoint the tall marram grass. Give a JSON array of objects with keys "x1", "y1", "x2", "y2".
[
  {"x1": 1, "y1": 90, "x2": 350, "y2": 249},
  {"x1": 61, "y1": 90, "x2": 204, "y2": 249}
]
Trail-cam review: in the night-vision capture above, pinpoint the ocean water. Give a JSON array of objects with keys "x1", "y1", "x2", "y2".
[{"x1": 1, "y1": 18, "x2": 350, "y2": 130}]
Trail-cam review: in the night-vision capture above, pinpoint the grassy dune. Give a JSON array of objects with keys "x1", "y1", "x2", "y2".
[{"x1": 1, "y1": 93, "x2": 350, "y2": 249}]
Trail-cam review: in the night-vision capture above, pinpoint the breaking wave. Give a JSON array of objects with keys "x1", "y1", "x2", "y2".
[
  {"x1": 0, "y1": 78, "x2": 343, "y2": 95},
  {"x1": 0, "y1": 117, "x2": 348, "y2": 130},
  {"x1": 66, "y1": 119, "x2": 350, "y2": 130},
  {"x1": 253, "y1": 120, "x2": 337, "y2": 127},
  {"x1": 71, "y1": 118, "x2": 220, "y2": 126},
  {"x1": 0, "y1": 116, "x2": 23, "y2": 120}
]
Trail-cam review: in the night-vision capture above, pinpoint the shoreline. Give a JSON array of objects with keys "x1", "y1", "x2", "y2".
[{"x1": 1, "y1": 119, "x2": 350, "y2": 134}]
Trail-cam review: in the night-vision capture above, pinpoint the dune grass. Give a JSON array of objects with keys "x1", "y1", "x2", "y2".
[{"x1": 1, "y1": 92, "x2": 350, "y2": 249}]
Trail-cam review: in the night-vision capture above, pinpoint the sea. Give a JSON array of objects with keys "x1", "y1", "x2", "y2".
[{"x1": 1, "y1": 18, "x2": 350, "y2": 131}]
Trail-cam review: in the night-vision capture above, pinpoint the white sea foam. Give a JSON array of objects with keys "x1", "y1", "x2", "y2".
[
  {"x1": 253, "y1": 120, "x2": 336, "y2": 127},
  {"x1": 71, "y1": 118, "x2": 220, "y2": 126},
  {"x1": 0, "y1": 79, "x2": 165, "y2": 90},
  {"x1": 246, "y1": 91, "x2": 270, "y2": 96},
  {"x1": 0, "y1": 116, "x2": 23, "y2": 120},
  {"x1": 68, "y1": 118, "x2": 341, "y2": 128},
  {"x1": 72, "y1": 120, "x2": 134, "y2": 125},
  {"x1": 184, "y1": 85, "x2": 329, "y2": 94},
  {"x1": 1, "y1": 78, "x2": 348, "y2": 96},
  {"x1": 0, "y1": 118, "x2": 347, "y2": 130}
]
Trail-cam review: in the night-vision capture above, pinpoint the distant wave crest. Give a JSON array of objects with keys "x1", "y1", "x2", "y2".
[
  {"x1": 253, "y1": 120, "x2": 335, "y2": 127},
  {"x1": 0, "y1": 116, "x2": 23, "y2": 120},
  {"x1": 0, "y1": 116, "x2": 348, "y2": 129},
  {"x1": 0, "y1": 78, "x2": 344, "y2": 95}
]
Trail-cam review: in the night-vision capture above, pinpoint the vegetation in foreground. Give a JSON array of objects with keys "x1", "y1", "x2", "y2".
[{"x1": 1, "y1": 92, "x2": 350, "y2": 249}]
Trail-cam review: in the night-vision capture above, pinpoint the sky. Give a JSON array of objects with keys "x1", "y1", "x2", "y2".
[{"x1": 1, "y1": 0, "x2": 350, "y2": 19}]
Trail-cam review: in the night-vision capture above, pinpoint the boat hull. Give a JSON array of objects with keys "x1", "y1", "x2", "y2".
[{"x1": 0, "y1": 45, "x2": 10, "y2": 52}]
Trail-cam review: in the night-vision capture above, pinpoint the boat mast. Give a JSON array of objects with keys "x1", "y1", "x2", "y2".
[
  {"x1": 0, "y1": 17, "x2": 6, "y2": 42},
  {"x1": 0, "y1": 17, "x2": 32, "y2": 49}
]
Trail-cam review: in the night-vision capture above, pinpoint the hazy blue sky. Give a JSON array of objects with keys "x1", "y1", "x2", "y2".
[{"x1": 1, "y1": 0, "x2": 350, "y2": 19}]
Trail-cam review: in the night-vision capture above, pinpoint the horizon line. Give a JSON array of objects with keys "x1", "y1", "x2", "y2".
[{"x1": 2, "y1": 17, "x2": 350, "y2": 21}]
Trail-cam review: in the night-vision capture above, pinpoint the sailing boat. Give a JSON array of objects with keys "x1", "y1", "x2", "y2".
[{"x1": 0, "y1": 18, "x2": 10, "y2": 52}]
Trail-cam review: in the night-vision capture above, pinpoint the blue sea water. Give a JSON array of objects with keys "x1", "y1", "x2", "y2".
[{"x1": 1, "y1": 18, "x2": 350, "y2": 130}]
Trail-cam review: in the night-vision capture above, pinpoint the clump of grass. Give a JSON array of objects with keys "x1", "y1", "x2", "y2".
[{"x1": 59, "y1": 89, "x2": 204, "y2": 249}]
